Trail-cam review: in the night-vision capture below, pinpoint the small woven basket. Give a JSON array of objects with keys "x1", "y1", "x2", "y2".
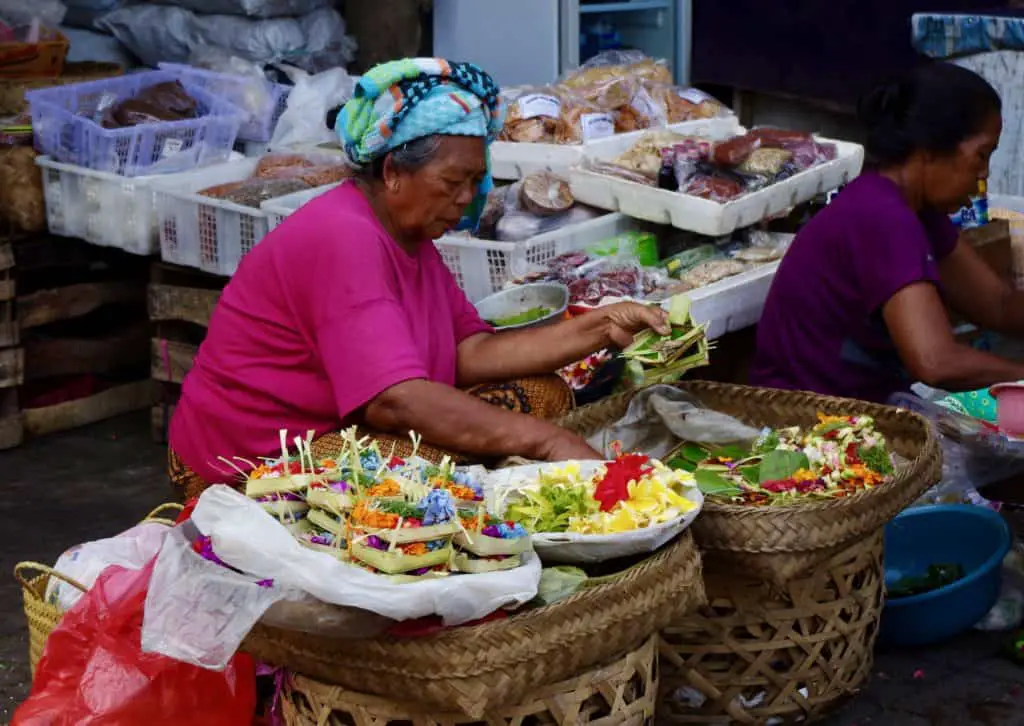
[
  {"x1": 659, "y1": 531, "x2": 884, "y2": 725},
  {"x1": 14, "y1": 503, "x2": 184, "y2": 676},
  {"x1": 280, "y1": 634, "x2": 659, "y2": 726},
  {"x1": 559, "y1": 381, "x2": 941, "y2": 584},
  {"x1": 244, "y1": 532, "x2": 704, "y2": 718}
]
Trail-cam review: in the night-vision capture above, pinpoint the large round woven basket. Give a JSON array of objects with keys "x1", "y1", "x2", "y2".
[
  {"x1": 244, "y1": 532, "x2": 704, "y2": 718},
  {"x1": 559, "y1": 381, "x2": 941, "y2": 584},
  {"x1": 658, "y1": 531, "x2": 884, "y2": 725},
  {"x1": 281, "y1": 634, "x2": 659, "y2": 726}
]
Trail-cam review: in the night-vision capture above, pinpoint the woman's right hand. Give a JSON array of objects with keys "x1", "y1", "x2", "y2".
[{"x1": 538, "y1": 430, "x2": 604, "y2": 462}]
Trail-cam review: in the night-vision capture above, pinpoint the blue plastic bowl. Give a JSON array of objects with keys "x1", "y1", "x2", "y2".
[{"x1": 880, "y1": 504, "x2": 1011, "y2": 647}]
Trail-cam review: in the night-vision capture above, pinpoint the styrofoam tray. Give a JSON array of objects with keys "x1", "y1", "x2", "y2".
[
  {"x1": 491, "y1": 115, "x2": 739, "y2": 180},
  {"x1": 36, "y1": 156, "x2": 161, "y2": 256},
  {"x1": 687, "y1": 260, "x2": 781, "y2": 340},
  {"x1": 571, "y1": 127, "x2": 865, "y2": 236}
]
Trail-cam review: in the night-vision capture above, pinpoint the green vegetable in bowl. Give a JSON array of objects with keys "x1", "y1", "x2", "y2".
[
  {"x1": 889, "y1": 563, "x2": 966, "y2": 598},
  {"x1": 487, "y1": 306, "x2": 553, "y2": 328},
  {"x1": 504, "y1": 482, "x2": 597, "y2": 533}
]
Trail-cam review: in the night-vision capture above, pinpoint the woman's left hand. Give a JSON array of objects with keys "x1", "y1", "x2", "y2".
[{"x1": 599, "y1": 302, "x2": 671, "y2": 348}]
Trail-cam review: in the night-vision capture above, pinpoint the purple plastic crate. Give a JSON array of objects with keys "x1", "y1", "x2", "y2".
[
  {"x1": 27, "y1": 71, "x2": 244, "y2": 177},
  {"x1": 159, "y1": 63, "x2": 290, "y2": 143}
]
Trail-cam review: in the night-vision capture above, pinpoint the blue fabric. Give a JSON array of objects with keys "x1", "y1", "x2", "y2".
[{"x1": 913, "y1": 13, "x2": 1024, "y2": 59}]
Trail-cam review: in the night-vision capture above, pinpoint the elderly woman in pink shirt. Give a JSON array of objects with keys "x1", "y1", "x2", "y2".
[{"x1": 168, "y1": 59, "x2": 666, "y2": 498}]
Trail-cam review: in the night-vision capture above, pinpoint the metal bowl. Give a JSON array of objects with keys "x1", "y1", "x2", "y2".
[{"x1": 475, "y1": 283, "x2": 570, "y2": 331}]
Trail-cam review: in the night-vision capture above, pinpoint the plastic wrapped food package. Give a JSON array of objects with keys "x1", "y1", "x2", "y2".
[
  {"x1": 644, "y1": 83, "x2": 726, "y2": 123},
  {"x1": 678, "y1": 259, "x2": 748, "y2": 288},
  {"x1": 98, "y1": 81, "x2": 200, "y2": 129},
  {"x1": 611, "y1": 130, "x2": 696, "y2": 179},
  {"x1": 500, "y1": 87, "x2": 563, "y2": 144},
  {"x1": 562, "y1": 50, "x2": 672, "y2": 89},
  {"x1": 684, "y1": 173, "x2": 747, "y2": 202},
  {"x1": 519, "y1": 172, "x2": 573, "y2": 216},
  {"x1": 556, "y1": 91, "x2": 615, "y2": 144}
]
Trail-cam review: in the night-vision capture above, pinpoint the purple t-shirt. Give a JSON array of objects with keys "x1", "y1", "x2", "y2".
[{"x1": 750, "y1": 173, "x2": 958, "y2": 403}]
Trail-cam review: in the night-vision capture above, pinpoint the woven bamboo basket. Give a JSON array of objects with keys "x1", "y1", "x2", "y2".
[
  {"x1": 244, "y1": 532, "x2": 703, "y2": 719},
  {"x1": 14, "y1": 502, "x2": 184, "y2": 676},
  {"x1": 659, "y1": 531, "x2": 884, "y2": 725},
  {"x1": 281, "y1": 634, "x2": 659, "y2": 726},
  {"x1": 559, "y1": 381, "x2": 942, "y2": 584}
]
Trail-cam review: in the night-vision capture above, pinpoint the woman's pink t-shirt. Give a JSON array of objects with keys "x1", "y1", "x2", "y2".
[{"x1": 169, "y1": 182, "x2": 491, "y2": 483}]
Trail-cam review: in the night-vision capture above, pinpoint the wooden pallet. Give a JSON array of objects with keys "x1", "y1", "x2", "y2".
[{"x1": 148, "y1": 262, "x2": 227, "y2": 442}]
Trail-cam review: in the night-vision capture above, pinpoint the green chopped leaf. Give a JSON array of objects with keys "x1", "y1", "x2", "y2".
[
  {"x1": 758, "y1": 450, "x2": 810, "y2": 483},
  {"x1": 503, "y1": 483, "x2": 597, "y2": 533},
  {"x1": 738, "y1": 466, "x2": 761, "y2": 485},
  {"x1": 694, "y1": 468, "x2": 743, "y2": 497},
  {"x1": 858, "y1": 445, "x2": 894, "y2": 475}
]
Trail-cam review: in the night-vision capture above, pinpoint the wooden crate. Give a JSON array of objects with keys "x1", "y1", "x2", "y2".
[
  {"x1": 148, "y1": 262, "x2": 227, "y2": 443},
  {"x1": 2, "y1": 235, "x2": 155, "y2": 444}
]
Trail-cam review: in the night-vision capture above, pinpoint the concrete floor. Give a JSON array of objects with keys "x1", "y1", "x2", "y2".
[{"x1": 0, "y1": 413, "x2": 1022, "y2": 724}]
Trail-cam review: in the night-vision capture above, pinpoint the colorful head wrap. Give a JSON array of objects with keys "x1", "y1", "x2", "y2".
[{"x1": 336, "y1": 58, "x2": 504, "y2": 232}]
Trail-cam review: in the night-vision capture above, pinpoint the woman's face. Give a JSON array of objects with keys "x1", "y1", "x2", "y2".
[
  {"x1": 922, "y1": 110, "x2": 1002, "y2": 212},
  {"x1": 384, "y1": 136, "x2": 487, "y2": 241}
]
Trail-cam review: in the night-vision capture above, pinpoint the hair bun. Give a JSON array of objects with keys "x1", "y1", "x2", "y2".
[{"x1": 858, "y1": 79, "x2": 905, "y2": 125}]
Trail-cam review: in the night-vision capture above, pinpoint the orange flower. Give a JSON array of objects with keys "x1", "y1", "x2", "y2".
[
  {"x1": 367, "y1": 480, "x2": 401, "y2": 497},
  {"x1": 402, "y1": 542, "x2": 428, "y2": 556},
  {"x1": 792, "y1": 469, "x2": 818, "y2": 483},
  {"x1": 446, "y1": 484, "x2": 477, "y2": 501},
  {"x1": 351, "y1": 501, "x2": 399, "y2": 529},
  {"x1": 250, "y1": 465, "x2": 274, "y2": 479}
]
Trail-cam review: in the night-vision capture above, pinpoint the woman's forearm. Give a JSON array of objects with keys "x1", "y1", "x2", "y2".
[
  {"x1": 456, "y1": 314, "x2": 609, "y2": 386},
  {"x1": 363, "y1": 379, "x2": 579, "y2": 459},
  {"x1": 914, "y1": 342, "x2": 1024, "y2": 392}
]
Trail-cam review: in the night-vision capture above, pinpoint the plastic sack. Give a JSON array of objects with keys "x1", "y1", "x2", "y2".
[
  {"x1": 584, "y1": 384, "x2": 762, "y2": 460},
  {"x1": 45, "y1": 521, "x2": 169, "y2": 612},
  {"x1": 161, "y1": 0, "x2": 331, "y2": 19},
  {"x1": 485, "y1": 460, "x2": 703, "y2": 564},
  {"x1": 268, "y1": 67, "x2": 356, "y2": 148},
  {"x1": 12, "y1": 560, "x2": 256, "y2": 726},
  {"x1": 0, "y1": 0, "x2": 66, "y2": 28},
  {"x1": 499, "y1": 86, "x2": 563, "y2": 143},
  {"x1": 98, "y1": 5, "x2": 356, "y2": 73}
]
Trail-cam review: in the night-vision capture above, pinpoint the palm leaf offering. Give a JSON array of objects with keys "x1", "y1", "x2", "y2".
[
  {"x1": 666, "y1": 414, "x2": 897, "y2": 506},
  {"x1": 621, "y1": 296, "x2": 711, "y2": 386}
]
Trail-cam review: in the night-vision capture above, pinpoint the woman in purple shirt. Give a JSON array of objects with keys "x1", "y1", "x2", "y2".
[{"x1": 752, "y1": 63, "x2": 1024, "y2": 403}]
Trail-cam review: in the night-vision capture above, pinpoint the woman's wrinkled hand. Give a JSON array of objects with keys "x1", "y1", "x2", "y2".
[
  {"x1": 540, "y1": 431, "x2": 604, "y2": 462},
  {"x1": 599, "y1": 302, "x2": 671, "y2": 348}
]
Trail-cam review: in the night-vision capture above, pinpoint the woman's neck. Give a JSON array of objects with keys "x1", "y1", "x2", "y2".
[
  {"x1": 356, "y1": 180, "x2": 420, "y2": 255},
  {"x1": 877, "y1": 166, "x2": 925, "y2": 211}
]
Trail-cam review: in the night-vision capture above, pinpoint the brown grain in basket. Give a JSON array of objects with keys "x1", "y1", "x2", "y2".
[
  {"x1": 253, "y1": 154, "x2": 318, "y2": 179},
  {"x1": 0, "y1": 146, "x2": 45, "y2": 233}
]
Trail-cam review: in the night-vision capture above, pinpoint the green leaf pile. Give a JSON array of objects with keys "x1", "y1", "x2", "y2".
[{"x1": 504, "y1": 483, "x2": 598, "y2": 533}]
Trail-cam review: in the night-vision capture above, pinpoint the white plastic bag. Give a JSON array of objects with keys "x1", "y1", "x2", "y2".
[
  {"x1": 486, "y1": 461, "x2": 704, "y2": 564},
  {"x1": 269, "y1": 67, "x2": 355, "y2": 148},
  {"x1": 160, "y1": 0, "x2": 331, "y2": 19},
  {"x1": 0, "y1": 0, "x2": 66, "y2": 28},
  {"x1": 142, "y1": 526, "x2": 287, "y2": 670},
  {"x1": 45, "y1": 521, "x2": 170, "y2": 611},
  {"x1": 186, "y1": 485, "x2": 539, "y2": 625}
]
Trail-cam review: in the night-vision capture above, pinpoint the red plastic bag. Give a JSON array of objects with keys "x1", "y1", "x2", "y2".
[{"x1": 13, "y1": 560, "x2": 256, "y2": 726}]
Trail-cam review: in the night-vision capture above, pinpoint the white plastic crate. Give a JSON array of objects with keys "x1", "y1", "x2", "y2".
[
  {"x1": 436, "y1": 214, "x2": 639, "y2": 302},
  {"x1": 261, "y1": 183, "x2": 340, "y2": 231},
  {"x1": 490, "y1": 115, "x2": 739, "y2": 181},
  {"x1": 36, "y1": 156, "x2": 160, "y2": 256},
  {"x1": 571, "y1": 124, "x2": 865, "y2": 237},
  {"x1": 151, "y1": 158, "x2": 269, "y2": 276}
]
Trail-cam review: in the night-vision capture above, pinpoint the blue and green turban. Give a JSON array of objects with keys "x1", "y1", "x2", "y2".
[{"x1": 336, "y1": 58, "x2": 505, "y2": 232}]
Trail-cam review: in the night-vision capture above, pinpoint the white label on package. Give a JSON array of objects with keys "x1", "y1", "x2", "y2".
[
  {"x1": 581, "y1": 113, "x2": 615, "y2": 142},
  {"x1": 678, "y1": 88, "x2": 712, "y2": 105},
  {"x1": 516, "y1": 94, "x2": 561, "y2": 120},
  {"x1": 161, "y1": 138, "x2": 184, "y2": 159}
]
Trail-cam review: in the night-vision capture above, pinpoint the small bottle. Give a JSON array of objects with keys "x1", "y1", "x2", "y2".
[{"x1": 657, "y1": 150, "x2": 678, "y2": 192}]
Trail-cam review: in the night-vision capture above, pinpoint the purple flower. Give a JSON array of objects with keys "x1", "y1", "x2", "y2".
[{"x1": 365, "y1": 535, "x2": 388, "y2": 551}]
